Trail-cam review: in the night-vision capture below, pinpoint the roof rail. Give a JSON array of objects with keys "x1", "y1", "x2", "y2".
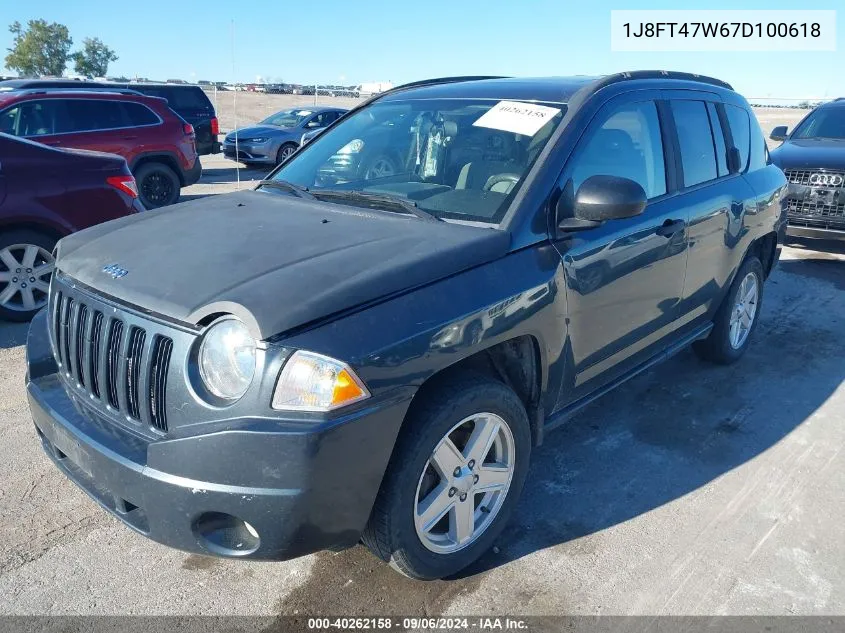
[
  {"x1": 11, "y1": 87, "x2": 144, "y2": 97},
  {"x1": 592, "y1": 70, "x2": 733, "y2": 91}
]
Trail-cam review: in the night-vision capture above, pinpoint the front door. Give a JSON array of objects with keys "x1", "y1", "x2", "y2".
[{"x1": 552, "y1": 95, "x2": 689, "y2": 405}]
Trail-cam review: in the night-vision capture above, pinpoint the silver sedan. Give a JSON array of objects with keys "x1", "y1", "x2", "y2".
[{"x1": 222, "y1": 106, "x2": 347, "y2": 166}]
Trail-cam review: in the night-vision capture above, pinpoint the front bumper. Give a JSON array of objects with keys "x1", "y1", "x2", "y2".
[
  {"x1": 787, "y1": 224, "x2": 845, "y2": 241},
  {"x1": 222, "y1": 141, "x2": 276, "y2": 164},
  {"x1": 26, "y1": 309, "x2": 410, "y2": 560}
]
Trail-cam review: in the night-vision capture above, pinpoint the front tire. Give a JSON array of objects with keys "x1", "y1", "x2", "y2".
[
  {"x1": 693, "y1": 256, "x2": 764, "y2": 364},
  {"x1": 0, "y1": 230, "x2": 56, "y2": 322},
  {"x1": 362, "y1": 373, "x2": 531, "y2": 580},
  {"x1": 135, "y1": 162, "x2": 180, "y2": 209},
  {"x1": 276, "y1": 143, "x2": 298, "y2": 165}
]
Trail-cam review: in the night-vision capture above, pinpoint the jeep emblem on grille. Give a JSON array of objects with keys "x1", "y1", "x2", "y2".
[
  {"x1": 809, "y1": 173, "x2": 844, "y2": 187},
  {"x1": 102, "y1": 264, "x2": 129, "y2": 279}
]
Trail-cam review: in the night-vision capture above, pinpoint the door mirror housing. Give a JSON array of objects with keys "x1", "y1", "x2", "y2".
[
  {"x1": 770, "y1": 125, "x2": 788, "y2": 142},
  {"x1": 558, "y1": 175, "x2": 647, "y2": 231}
]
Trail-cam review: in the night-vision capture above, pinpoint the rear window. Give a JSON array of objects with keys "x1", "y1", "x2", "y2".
[
  {"x1": 671, "y1": 100, "x2": 718, "y2": 187},
  {"x1": 725, "y1": 105, "x2": 751, "y2": 172},
  {"x1": 133, "y1": 86, "x2": 211, "y2": 111},
  {"x1": 122, "y1": 102, "x2": 159, "y2": 126}
]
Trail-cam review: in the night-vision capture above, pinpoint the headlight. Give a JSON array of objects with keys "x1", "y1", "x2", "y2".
[
  {"x1": 272, "y1": 350, "x2": 370, "y2": 411},
  {"x1": 337, "y1": 139, "x2": 364, "y2": 154},
  {"x1": 198, "y1": 319, "x2": 257, "y2": 400}
]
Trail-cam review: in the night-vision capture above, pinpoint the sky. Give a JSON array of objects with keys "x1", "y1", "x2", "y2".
[{"x1": 0, "y1": 0, "x2": 842, "y2": 101}]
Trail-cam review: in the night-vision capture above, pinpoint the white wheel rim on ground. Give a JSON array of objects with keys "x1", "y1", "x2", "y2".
[
  {"x1": 729, "y1": 271, "x2": 759, "y2": 349},
  {"x1": 414, "y1": 412, "x2": 516, "y2": 554},
  {"x1": 0, "y1": 244, "x2": 54, "y2": 312}
]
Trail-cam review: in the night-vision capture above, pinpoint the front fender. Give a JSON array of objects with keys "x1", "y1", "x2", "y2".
[{"x1": 279, "y1": 244, "x2": 569, "y2": 416}]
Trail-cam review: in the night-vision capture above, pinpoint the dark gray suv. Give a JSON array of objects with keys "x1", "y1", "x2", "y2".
[{"x1": 26, "y1": 72, "x2": 786, "y2": 580}]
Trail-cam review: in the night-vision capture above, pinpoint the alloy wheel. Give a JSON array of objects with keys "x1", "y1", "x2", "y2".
[
  {"x1": 414, "y1": 412, "x2": 515, "y2": 554},
  {"x1": 0, "y1": 244, "x2": 54, "y2": 313},
  {"x1": 729, "y1": 271, "x2": 759, "y2": 349},
  {"x1": 141, "y1": 172, "x2": 175, "y2": 206}
]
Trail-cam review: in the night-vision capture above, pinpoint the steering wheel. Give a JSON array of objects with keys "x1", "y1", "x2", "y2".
[{"x1": 483, "y1": 173, "x2": 520, "y2": 193}]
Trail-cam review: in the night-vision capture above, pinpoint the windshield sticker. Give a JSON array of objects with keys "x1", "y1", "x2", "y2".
[{"x1": 472, "y1": 101, "x2": 561, "y2": 136}]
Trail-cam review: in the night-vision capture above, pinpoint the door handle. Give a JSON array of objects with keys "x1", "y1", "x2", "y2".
[
  {"x1": 656, "y1": 219, "x2": 685, "y2": 237},
  {"x1": 123, "y1": 136, "x2": 138, "y2": 140},
  {"x1": 45, "y1": 140, "x2": 62, "y2": 146}
]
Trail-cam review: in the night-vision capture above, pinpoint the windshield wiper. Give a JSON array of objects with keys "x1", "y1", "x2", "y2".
[
  {"x1": 257, "y1": 179, "x2": 315, "y2": 200},
  {"x1": 309, "y1": 190, "x2": 439, "y2": 222}
]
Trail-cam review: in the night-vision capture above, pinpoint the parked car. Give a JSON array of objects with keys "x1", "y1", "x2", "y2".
[
  {"x1": 26, "y1": 72, "x2": 786, "y2": 580},
  {"x1": 222, "y1": 106, "x2": 348, "y2": 166},
  {"x1": 0, "y1": 79, "x2": 221, "y2": 156},
  {"x1": 0, "y1": 89, "x2": 200, "y2": 209},
  {"x1": 0, "y1": 133, "x2": 142, "y2": 321},
  {"x1": 769, "y1": 98, "x2": 845, "y2": 240}
]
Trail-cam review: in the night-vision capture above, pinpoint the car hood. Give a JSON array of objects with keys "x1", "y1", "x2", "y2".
[
  {"x1": 55, "y1": 190, "x2": 510, "y2": 339},
  {"x1": 225, "y1": 125, "x2": 294, "y2": 140},
  {"x1": 770, "y1": 138, "x2": 845, "y2": 171}
]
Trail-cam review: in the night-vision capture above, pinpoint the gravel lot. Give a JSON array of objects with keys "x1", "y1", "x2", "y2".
[{"x1": 2, "y1": 101, "x2": 843, "y2": 618}]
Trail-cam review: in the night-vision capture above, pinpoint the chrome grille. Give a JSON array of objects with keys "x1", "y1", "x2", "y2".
[
  {"x1": 51, "y1": 287, "x2": 173, "y2": 433},
  {"x1": 784, "y1": 169, "x2": 845, "y2": 188}
]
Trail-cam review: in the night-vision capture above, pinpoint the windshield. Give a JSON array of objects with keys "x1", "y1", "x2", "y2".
[
  {"x1": 261, "y1": 109, "x2": 313, "y2": 128},
  {"x1": 791, "y1": 108, "x2": 845, "y2": 140},
  {"x1": 267, "y1": 98, "x2": 566, "y2": 223}
]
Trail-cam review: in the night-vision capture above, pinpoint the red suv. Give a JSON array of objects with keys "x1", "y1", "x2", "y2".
[
  {"x1": 0, "y1": 89, "x2": 200, "y2": 209},
  {"x1": 0, "y1": 133, "x2": 143, "y2": 321}
]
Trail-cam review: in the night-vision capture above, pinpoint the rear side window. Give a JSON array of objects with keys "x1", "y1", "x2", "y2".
[
  {"x1": 571, "y1": 100, "x2": 667, "y2": 199},
  {"x1": 63, "y1": 100, "x2": 127, "y2": 131},
  {"x1": 136, "y1": 86, "x2": 211, "y2": 111},
  {"x1": 122, "y1": 102, "x2": 159, "y2": 126},
  {"x1": 725, "y1": 105, "x2": 751, "y2": 172},
  {"x1": 748, "y1": 112, "x2": 769, "y2": 171},
  {"x1": 671, "y1": 100, "x2": 718, "y2": 187},
  {"x1": 706, "y1": 103, "x2": 728, "y2": 177}
]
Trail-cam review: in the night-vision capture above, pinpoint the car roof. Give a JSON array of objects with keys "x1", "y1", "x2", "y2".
[
  {"x1": 379, "y1": 76, "x2": 598, "y2": 105},
  {"x1": 0, "y1": 79, "x2": 204, "y2": 90},
  {"x1": 377, "y1": 71, "x2": 736, "y2": 105},
  {"x1": 818, "y1": 98, "x2": 845, "y2": 109},
  {"x1": 272, "y1": 106, "x2": 347, "y2": 114}
]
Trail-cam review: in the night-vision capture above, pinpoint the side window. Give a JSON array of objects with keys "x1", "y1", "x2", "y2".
[
  {"x1": 0, "y1": 106, "x2": 20, "y2": 135},
  {"x1": 122, "y1": 102, "x2": 159, "y2": 126},
  {"x1": 725, "y1": 104, "x2": 751, "y2": 172},
  {"x1": 671, "y1": 100, "x2": 718, "y2": 187},
  {"x1": 63, "y1": 100, "x2": 128, "y2": 132},
  {"x1": 13, "y1": 101, "x2": 67, "y2": 136},
  {"x1": 748, "y1": 112, "x2": 769, "y2": 171},
  {"x1": 706, "y1": 102, "x2": 728, "y2": 177},
  {"x1": 571, "y1": 100, "x2": 666, "y2": 199}
]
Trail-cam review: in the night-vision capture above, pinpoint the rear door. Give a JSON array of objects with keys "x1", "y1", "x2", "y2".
[
  {"x1": 552, "y1": 92, "x2": 689, "y2": 404},
  {"x1": 664, "y1": 91, "x2": 759, "y2": 327}
]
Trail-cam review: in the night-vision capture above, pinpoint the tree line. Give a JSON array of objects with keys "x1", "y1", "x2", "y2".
[{"x1": 5, "y1": 19, "x2": 118, "y2": 79}]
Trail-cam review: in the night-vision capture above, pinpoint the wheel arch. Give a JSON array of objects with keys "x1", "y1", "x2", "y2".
[
  {"x1": 404, "y1": 335, "x2": 545, "y2": 447},
  {"x1": 131, "y1": 153, "x2": 184, "y2": 185}
]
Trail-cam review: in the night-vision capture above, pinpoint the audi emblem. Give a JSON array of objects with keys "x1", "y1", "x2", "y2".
[{"x1": 808, "y1": 173, "x2": 844, "y2": 187}]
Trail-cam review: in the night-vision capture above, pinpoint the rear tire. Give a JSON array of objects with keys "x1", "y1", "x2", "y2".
[
  {"x1": 693, "y1": 256, "x2": 764, "y2": 364},
  {"x1": 362, "y1": 373, "x2": 531, "y2": 580},
  {"x1": 0, "y1": 230, "x2": 56, "y2": 322},
  {"x1": 135, "y1": 162, "x2": 180, "y2": 209}
]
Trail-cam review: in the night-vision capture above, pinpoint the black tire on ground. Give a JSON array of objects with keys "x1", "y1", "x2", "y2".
[
  {"x1": 276, "y1": 143, "x2": 298, "y2": 165},
  {"x1": 693, "y1": 255, "x2": 765, "y2": 365},
  {"x1": 135, "y1": 162, "x2": 181, "y2": 209},
  {"x1": 362, "y1": 373, "x2": 531, "y2": 580},
  {"x1": 0, "y1": 229, "x2": 57, "y2": 322}
]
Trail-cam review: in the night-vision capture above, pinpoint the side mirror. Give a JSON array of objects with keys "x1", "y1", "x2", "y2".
[
  {"x1": 558, "y1": 175, "x2": 647, "y2": 231},
  {"x1": 770, "y1": 126, "x2": 788, "y2": 142}
]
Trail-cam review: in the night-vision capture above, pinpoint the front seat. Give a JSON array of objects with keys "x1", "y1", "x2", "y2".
[{"x1": 455, "y1": 161, "x2": 521, "y2": 193}]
